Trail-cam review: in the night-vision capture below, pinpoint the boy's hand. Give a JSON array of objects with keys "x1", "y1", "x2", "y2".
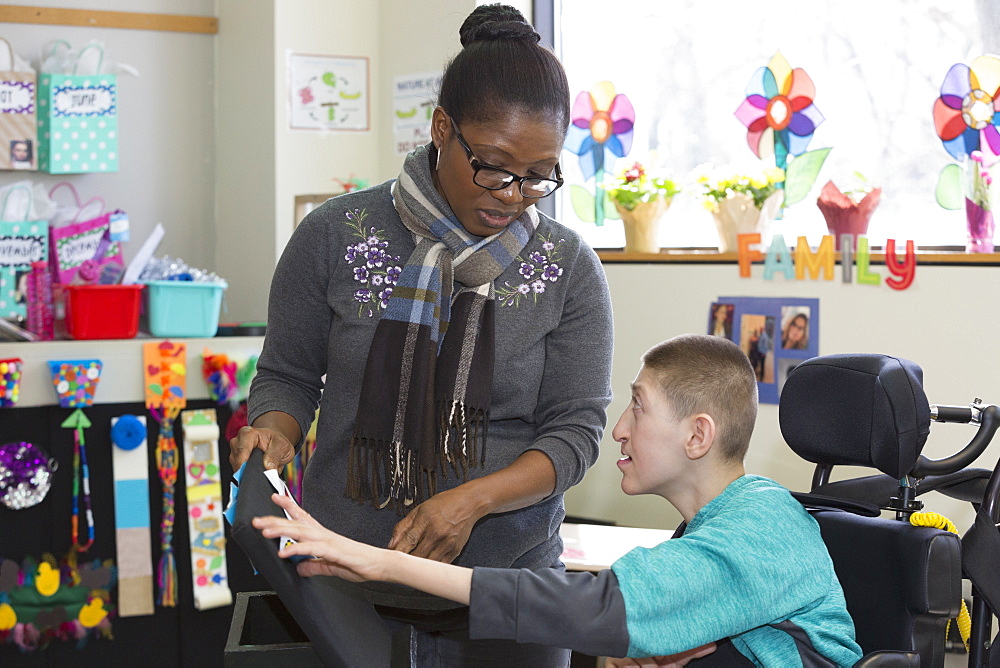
[
  {"x1": 388, "y1": 486, "x2": 485, "y2": 562},
  {"x1": 604, "y1": 642, "x2": 717, "y2": 667},
  {"x1": 253, "y1": 494, "x2": 388, "y2": 582}
]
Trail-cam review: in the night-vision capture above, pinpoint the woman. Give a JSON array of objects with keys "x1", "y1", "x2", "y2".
[
  {"x1": 781, "y1": 312, "x2": 809, "y2": 350},
  {"x1": 230, "y1": 5, "x2": 613, "y2": 666}
]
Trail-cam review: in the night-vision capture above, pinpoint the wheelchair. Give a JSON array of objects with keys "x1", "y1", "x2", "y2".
[{"x1": 779, "y1": 354, "x2": 1000, "y2": 668}]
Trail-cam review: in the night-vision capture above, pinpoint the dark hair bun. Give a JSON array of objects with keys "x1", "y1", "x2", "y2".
[{"x1": 459, "y1": 4, "x2": 540, "y2": 47}]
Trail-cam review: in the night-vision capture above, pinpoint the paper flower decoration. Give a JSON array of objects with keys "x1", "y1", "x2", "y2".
[
  {"x1": 564, "y1": 81, "x2": 635, "y2": 225},
  {"x1": 734, "y1": 52, "x2": 830, "y2": 208},
  {"x1": 735, "y1": 51, "x2": 825, "y2": 174},
  {"x1": 933, "y1": 55, "x2": 1000, "y2": 161}
]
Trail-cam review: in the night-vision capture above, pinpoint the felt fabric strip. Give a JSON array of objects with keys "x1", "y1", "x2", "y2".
[
  {"x1": 111, "y1": 414, "x2": 154, "y2": 617},
  {"x1": 181, "y1": 408, "x2": 232, "y2": 610},
  {"x1": 347, "y1": 144, "x2": 537, "y2": 513}
]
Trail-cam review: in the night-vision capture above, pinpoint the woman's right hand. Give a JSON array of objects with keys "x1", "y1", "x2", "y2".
[{"x1": 228, "y1": 425, "x2": 296, "y2": 472}]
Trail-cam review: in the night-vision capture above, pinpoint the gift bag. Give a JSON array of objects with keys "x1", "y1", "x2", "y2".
[
  {"x1": 0, "y1": 37, "x2": 37, "y2": 171},
  {"x1": 38, "y1": 44, "x2": 118, "y2": 174},
  {"x1": 0, "y1": 184, "x2": 49, "y2": 319},
  {"x1": 47, "y1": 183, "x2": 122, "y2": 284}
]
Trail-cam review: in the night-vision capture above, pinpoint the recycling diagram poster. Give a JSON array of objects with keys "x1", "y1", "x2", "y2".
[{"x1": 289, "y1": 53, "x2": 369, "y2": 131}]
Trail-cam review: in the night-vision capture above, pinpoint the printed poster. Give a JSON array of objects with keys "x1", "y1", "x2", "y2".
[
  {"x1": 708, "y1": 296, "x2": 820, "y2": 404},
  {"x1": 289, "y1": 53, "x2": 369, "y2": 131},
  {"x1": 393, "y1": 71, "x2": 441, "y2": 155}
]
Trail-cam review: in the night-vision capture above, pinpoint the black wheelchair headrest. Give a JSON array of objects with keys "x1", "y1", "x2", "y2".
[{"x1": 779, "y1": 354, "x2": 930, "y2": 478}]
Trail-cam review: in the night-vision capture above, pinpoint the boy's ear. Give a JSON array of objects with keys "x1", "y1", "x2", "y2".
[{"x1": 685, "y1": 414, "x2": 716, "y2": 461}]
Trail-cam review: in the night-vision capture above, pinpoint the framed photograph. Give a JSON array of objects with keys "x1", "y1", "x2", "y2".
[{"x1": 288, "y1": 53, "x2": 369, "y2": 131}]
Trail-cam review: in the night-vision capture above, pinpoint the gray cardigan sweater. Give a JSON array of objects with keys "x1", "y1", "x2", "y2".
[{"x1": 248, "y1": 180, "x2": 614, "y2": 608}]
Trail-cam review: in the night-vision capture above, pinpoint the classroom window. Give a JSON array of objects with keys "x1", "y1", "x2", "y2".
[{"x1": 548, "y1": 0, "x2": 996, "y2": 251}]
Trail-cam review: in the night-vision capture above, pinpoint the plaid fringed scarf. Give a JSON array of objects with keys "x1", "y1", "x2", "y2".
[{"x1": 346, "y1": 144, "x2": 539, "y2": 513}]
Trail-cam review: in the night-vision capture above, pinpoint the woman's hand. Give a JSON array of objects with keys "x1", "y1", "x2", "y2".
[
  {"x1": 253, "y1": 494, "x2": 388, "y2": 582},
  {"x1": 388, "y1": 486, "x2": 487, "y2": 563},
  {"x1": 604, "y1": 643, "x2": 717, "y2": 667},
  {"x1": 229, "y1": 424, "x2": 296, "y2": 472}
]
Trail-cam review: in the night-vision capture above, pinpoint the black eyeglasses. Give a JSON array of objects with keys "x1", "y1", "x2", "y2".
[{"x1": 450, "y1": 120, "x2": 563, "y2": 198}]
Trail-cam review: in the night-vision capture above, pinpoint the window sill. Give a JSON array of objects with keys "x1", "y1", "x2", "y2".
[{"x1": 595, "y1": 248, "x2": 1000, "y2": 266}]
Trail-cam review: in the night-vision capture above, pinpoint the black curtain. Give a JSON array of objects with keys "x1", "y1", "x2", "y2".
[{"x1": 0, "y1": 400, "x2": 268, "y2": 667}]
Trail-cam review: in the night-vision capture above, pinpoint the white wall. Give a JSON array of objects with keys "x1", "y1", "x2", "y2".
[
  {"x1": 376, "y1": 0, "x2": 474, "y2": 182},
  {"x1": 563, "y1": 261, "x2": 1000, "y2": 533},
  {"x1": 0, "y1": 0, "x2": 217, "y2": 271}
]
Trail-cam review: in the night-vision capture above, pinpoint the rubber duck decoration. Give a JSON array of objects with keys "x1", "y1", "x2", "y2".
[
  {"x1": 34, "y1": 562, "x2": 60, "y2": 597},
  {"x1": 77, "y1": 598, "x2": 108, "y2": 628}
]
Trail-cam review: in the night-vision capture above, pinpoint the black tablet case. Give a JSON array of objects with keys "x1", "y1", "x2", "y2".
[{"x1": 230, "y1": 449, "x2": 393, "y2": 666}]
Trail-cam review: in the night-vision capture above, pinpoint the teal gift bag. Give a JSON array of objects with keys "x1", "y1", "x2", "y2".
[
  {"x1": 38, "y1": 44, "x2": 118, "y2": 174},
  {"x1": 0, "y1": 184, "x2": 49, "y2": 319}
]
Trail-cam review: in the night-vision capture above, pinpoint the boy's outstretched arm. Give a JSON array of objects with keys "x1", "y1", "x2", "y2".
[
  {"x1": 253, "y1": 494, "x2": 713, "y2": 664},
  {"x1": 252, "y1": 493, "x2": 473, "y2": 604}
]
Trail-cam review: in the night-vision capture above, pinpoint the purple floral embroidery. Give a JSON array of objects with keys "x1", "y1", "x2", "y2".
[
  {"x1": 378, "y1": 287, "x2": 393, "y2": 309},
  {"x1": 344, "y1": 208, "x2": 403, "y2": 317},
  {"x1": 497, "y1": 234, "x2": 566, "y2": 307}
]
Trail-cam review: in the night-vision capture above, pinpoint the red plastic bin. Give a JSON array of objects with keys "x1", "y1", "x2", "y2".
[{"x1": 64, "y1": 284, "x2": 144, "y2": 340}]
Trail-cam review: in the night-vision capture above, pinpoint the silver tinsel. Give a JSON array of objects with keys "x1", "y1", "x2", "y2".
[{"x1": 138, "y1": 255, "x2": 226, "y2": 284}]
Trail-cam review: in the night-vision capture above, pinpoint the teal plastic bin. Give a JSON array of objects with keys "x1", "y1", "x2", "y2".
[{"x1": 144, "y1": 280, "x2": 227, "y2": 337}]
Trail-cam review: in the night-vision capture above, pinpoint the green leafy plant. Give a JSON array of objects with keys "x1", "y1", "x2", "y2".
[{"x1": 695, "y1": 164, "x2": 785, "y2": 212}]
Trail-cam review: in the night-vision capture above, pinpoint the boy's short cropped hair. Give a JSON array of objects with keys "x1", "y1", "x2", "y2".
[{"x1": 641, "y1": 334, "x2": 758, "y2": 462}]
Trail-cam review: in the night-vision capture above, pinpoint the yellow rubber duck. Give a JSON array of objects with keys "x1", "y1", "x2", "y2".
[
  {"x1": 0, "y1": 602, "x2": 16, "y2": 631},
  {"x1": 78, "y1": 598, "x2": 108, "y2": 628},
  {"x1": 35, "y1": 562, "x2": 60, "y2": 597}
]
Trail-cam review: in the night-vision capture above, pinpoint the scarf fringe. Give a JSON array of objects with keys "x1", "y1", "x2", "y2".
[
  {"x1": 438, "y1": 399, "x2": 488, "y2": 481},
  {"x1": 346, "y1": 402, "x2": 488, "y2": 515}
]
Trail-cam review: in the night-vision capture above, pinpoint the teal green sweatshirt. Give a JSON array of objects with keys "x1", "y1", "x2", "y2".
[{"x1": 612, "y1": 475, "x2": 862, "y2": 666}]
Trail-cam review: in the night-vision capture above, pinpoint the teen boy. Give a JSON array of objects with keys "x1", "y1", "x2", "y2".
[{"x1": 254, "y1": 334, "x2": 863, "y2": 667}]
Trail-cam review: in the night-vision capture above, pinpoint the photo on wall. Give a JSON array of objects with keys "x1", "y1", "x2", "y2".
[
  {"x1": 716, "y1": 296, "x2": 820, "y2": 404},
  {"x1": 707, "y1": 302, "x2": 735, "y2": 341}
]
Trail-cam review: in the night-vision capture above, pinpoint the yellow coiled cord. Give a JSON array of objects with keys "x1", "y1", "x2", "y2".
[{"x1": 909, "y1": 511, "x2": 971, "y2": 652}]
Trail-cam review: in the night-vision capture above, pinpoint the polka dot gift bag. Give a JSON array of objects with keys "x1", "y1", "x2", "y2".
[
  {"x1": 0, "y1": 183, "x2": 48, "y2": 320},
  {"x1": 38, "y1": 43, "x2": 118, "y2": 174}
]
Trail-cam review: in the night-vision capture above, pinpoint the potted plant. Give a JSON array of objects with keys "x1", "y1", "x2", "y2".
[
  {"x1": 816, "y1": 173, "x2": 882, "y2": 251},
  {"x1": 695, "y1": 165, "x2": 785, "y2": 253},
  {"x1": 604, "y1": 159, "x2": 681, "y2": 254}
]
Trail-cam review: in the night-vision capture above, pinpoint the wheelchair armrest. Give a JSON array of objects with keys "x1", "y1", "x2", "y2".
[{"x1": 853, "y1": 650, "x2": 920, "y2": 667}]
